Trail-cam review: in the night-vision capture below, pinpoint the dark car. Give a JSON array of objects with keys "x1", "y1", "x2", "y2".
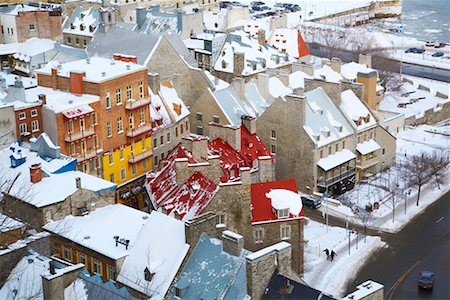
[
  {"x1": 405, "y1": 47, "x2": 418, "y2": 53},
  {"x1": 418, "y1": 271, "x2": 434, "y2": 289},
  {"x1": 251, "y1": 1, "x2": 265, "y2": 5},
  {"x1": 432, "y1": 51, "x2": 444, "y2": 57},
  {"x1": 301, "y1": 195, "x2": 322, "y2": 209}
]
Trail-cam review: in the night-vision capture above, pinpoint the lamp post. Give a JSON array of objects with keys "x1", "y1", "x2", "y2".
[
  {"x1": 404, "y1": 189, "x2": 411, "y2": 214},
  {"x1": 348, "y1": 229, "x2": 356, "y2": 255}
]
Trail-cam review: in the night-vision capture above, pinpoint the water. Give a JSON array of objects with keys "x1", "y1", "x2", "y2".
[{"x1": 367, "y1": 0, "x2": 450, "y2": 43}]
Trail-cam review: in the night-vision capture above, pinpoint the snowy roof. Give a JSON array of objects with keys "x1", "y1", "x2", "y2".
[
  {"x1": 172, "y1": 233, "x2": 250, "y2": 300},
  {"x1": 234, "y1": 18, "x2": 271, "y2": 36},
  {"x1": 317, "y1": 149, "x2": 356, "y2": 171},
  {"x1": 303, "y1": 87, "x2": 353, "y2": 147},
  {"x1": 341, "y1": 61, "x2": 376, "y2": 81},
  {"x1": 37, "y1": 57, "x2": 146, "y2": 83},
  {"x1": 250, "y1": 179, "x2": 304, "y2": 224},
  {"x1": 159, "y1": 81, "x2": 190, "y2": 123},
  {"x1": 24, "y1": 86, "x2": 99, "y2": 113},
  {"x1": 340, "y1": 89, "x2": 376, "y2": 131},
  {"x1": 0, "y1": 213, "x2": 24, "y2": 233},
  {"x1": 213, "y1": 85, "x2": 255, "y2": 125},
  {"x1": 356, "y1": 139, "x2": 381, "y2": 155},
  {"x1": 342, "y1": 281, "x2": 384, "y2": 300},
  {"x1": 63, "y1": 6, "x2": 99, "y2": 37},
  {"x1": 268, "y1": 76, "x2": 292, "y2": 99},
  {"x1": 139, "y1": 11, "x2": 177, "y2": 35},
  {"x1": 314, "y1": 65, "x2": 343, "y2": 83},
  {"x1": 116, "y1": 211, "x2": 189, "y2": 299},
  {"x1": 203, "y1": 9, "x2": 227, "y2": 32},
  {"x1": 244, "y1": 79, "x2": 272, "y2": 116},
  {"x1": 0, "y1": 142, "x2": 115, "y2": 208},
  {"x1": 289, "y1": 70, "x2": 313, "y2": 90},
  {"x1": 268, "y1": 29, "x2": 310, "y2": 59},
  {"x1": 0, "y1": 4, "x2": 39, "y2": 16},
  {"x1": 214, "y1": 31, "x2": 294, "y2": 76},
  {"x1": 10, "y1": 38, "x2": 55, "y2": 61}
]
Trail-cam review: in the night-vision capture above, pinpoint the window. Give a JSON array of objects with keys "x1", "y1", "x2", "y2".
[
  {"x1": 167, "y1": 132, "x2": 171, "y2": 143},
  {"x1": 196, "y1": 112, "x2": 203, "y2": 122},
  {"x1": 107, "y1": 121, "x2": 112, "y2": 138},
  {"x1": 129, "y1": 112, "x2": 134, "y2": 129},
  {"x1": 363, "y1": 134, "x2": 367, "y2": 141},
  {"x1": 181, "y1": 124, "x2": 184, "y2": 134},
  {"x1": 280, "y1": 225, "x2": 291, "y2": 240},
  {"x1": 254, "y1": 228, "x2": 264, "y2": 243},
  {"x1": 117, "y1": 117, "x2": 123, "y2": 133},
  {"x1": 382, "y1": 148, "x2": 385, "y2": 155},
  {"x1": 139, "y1": 108, "x2": 145, "y2": 125},
  {"x1": 67, "y1": 36, "x2": 71, "y2": 43},
  {"x1": 19, "y1": 112, "x2": 26, "y2": 120},
  {"x1": 126, "y1": 85, "x2": 132, "y2": 100},
  {"x1": 63, "y1": 245, "x2": 73, "y2": 261},
  {"x1": 328, "y1": 146, "x2": 332, "y2": 155},
  {"x1": 277, "y1": 208, "x2": 289, "y2": 218},
  {"x1": 185, "y1": 120, "x2": 189, "y2": 132},
  {"x1": 79, "y1": 118, "x2": 85, "y2": 131},
  {"x1": 142, "y1": 159, "x2": 147, "y2": 170},
  {"x1": 120, "y1": 168, "x2": 126, "y2": 180},
  {"x1": 271, "y1": 144, "x2": 276, "y2": 155},
  {"x1": 131, "y1": 164, "x2": 137, "y2": 175},
  {"x1": 175, "y1": 127, "x2": 179, "y2": 137},
  {"x1": 196, "y1": 126, "x2": 203, "y2": 135},
  {"x1": 160, "y1": 135, "x2": 164, "y2": 145},
  {"x1": 217, "y1": 213, "x2": 226, "y2": 225},
  {"x1": 19, "y1": 123, "x2": 27, "y2": 134},
  {"x1": 153, "y1": 138, "x2": 157, "y2": 148},
  {"x1": 29, "y1": 24, "x2": 35, "y2": 31},
  {"x1": 31, "y1": 120, "x2": 39, "y2": 132},
  {"x1": 358, "y1": 136, "x2": 361, "y2": 143},
  {"x1": 92, "y1": 112, "x2": 97, "y2": 125},
  {"x1": 93, "y1": 259, "x2": 102, "y2": 275},
  {"x1": 141, "y1": 137, "x2": 146, "y2": 150},
  {"x1": 335, "y1": 144, "x2": 338, "y2": 152},
  {"x1": 108, "y1": 153, "x2": 114, "y2": 165},
  {"x1": 107, "y1": 265, "x2": 115, "y2": 280},
  {"x1": 212, "y1": 115, "x2": 220, "y2": 123},
  {"x1": 109, "y1": 173, "x2": 115, "y2": 183},
  {"x1": 31, "y1": 109, "x2": 38, "y2": 117},
  {"x1": 130, "y1": 142, "x2": 134, "y2": 155},
  {"x1": 119, "y1": 147, "x2": 124, "y2": 160},
  {"x1": 70, "y1": 143, "x2": 75, "y2": 156},
  {"x1": 116, "y1": 88, "x2": 122, "y2": 105},
  {"x1": 271, "y1": 130, "x2": 277, "y2": 139},
  {"x1": 154, "y1": 155, "x2": 158, "y2": 167},
  {"x1": 78, "y1": 253, "x2": 87, "y2": 265},
  {"x1": 105, "y1": 92, "x2": 111, "y2": 109},
  {"x1": 139, "y1": 81, "x2": 144, "y2": 98},
  {"x1": 45, "y1": 210, "x2": 52, "y2": 222},
  {"x1": 342, "y1": 140, "x2": 346, "y2": 148},
  {"x1": 76, "y1": 37, "x2": 80, "y2": 45},
  {"x1": 320, "y1": 149, "x2": 323, "y2": 158}
]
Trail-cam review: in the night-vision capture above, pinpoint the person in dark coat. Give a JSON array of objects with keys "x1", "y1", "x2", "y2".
[
  {"x1": 330, "y1": 250, "x2": 337, "y2": 261},
  {"x1": 323, "y1": 248, "x2": 330, "y2": 260}
]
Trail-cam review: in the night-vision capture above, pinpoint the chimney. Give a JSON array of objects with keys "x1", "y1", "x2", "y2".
[
  {"x1": 359, "y1": 53, "x2": 372, "y2": 68},
  {"x1": 257, "y1": 29, "x2": 266, "y2": 45},
  {"x1": 257, "y1": 156, "x2": 273, "y2": 182},
  {"x1": 51, "y1": 68, "x2": 58, "y2": 89},
  {"x1": 75, "y1": 177, "x2": 81, "y2": 189},
  {"x1": 257, "y1": 73, "x2": 269, "y2": 99},
  {"x1": 30, "y1": 163, "x2": 42, "y2": 183},
  {"x1": 69, "y1": 71, "x2": 86, "y2": 95},
  {"x1": 246, "y1": 242, "x2": 292, "y2": 300},
  {"x1": 292, "y1": 61, "x2": 314, "y2": 77},
  {"x1": 357, "y1": 71, "x2": 378, "y2": 109},
  {"x1": 241, "y1": 115, "x2": 256, "y2": 135},
  {"x1": 174, "y1": 157, "x2": 189, "y2": 185},
  {"x1": 240, "y1": 167, "x2": 251, "y2": 185},
  {"x1": 38, "y1": 94, "x2": 47, "y2": 105},
  {"x1": 42, "y1": 262, "x2": 84, "y2": 300},
  {"x1": 136, "y1": 7, "x2": 147, "y2": 30},
  {"x1": 231, "y1": 77, "x2": 245, "y2": 99},
  {"x1": 233, "y1": 52, "x2": 245, "y2": 77},
  {"x1": 208, "y1": 123, "x2": 241, "y2": 151},
  {"x1": 279, "y1": 70, "x2": 290, "y2": 87},
  {"x1": 221, "y1": 230, "x2": 244, "y2": 256},
  {"x1": 190, "y1": 136, "x2": 208, "y2": 162},
  {"x1": 148, "y1": 72, "x2": 160, "y2": 94},
  {"x1": 331, "y1": 57, "x2": 342, "y2": 74}
]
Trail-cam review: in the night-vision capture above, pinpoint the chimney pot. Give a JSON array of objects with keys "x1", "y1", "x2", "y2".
[{"x1": 30, "y1": 163, "x2": 42, "y2": 183}]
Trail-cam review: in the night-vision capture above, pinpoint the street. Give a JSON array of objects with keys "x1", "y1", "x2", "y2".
[{"x1": 340, "y1": 190, "x2": 450, "y2": 299}]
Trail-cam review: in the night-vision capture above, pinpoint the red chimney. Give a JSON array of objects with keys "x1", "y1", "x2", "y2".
[
  {"x1": 30, "y1": 163, "x2": 42, "y2": 183},
  {"x1": 51, "y1": 68, "x2": 58, "y2": 89},
  {"x1": 38, "y1": 94, "x2": 47, "y2": 105},
  {"x1": 70, "y1": 71, "x2": 86, "y2": 95}
]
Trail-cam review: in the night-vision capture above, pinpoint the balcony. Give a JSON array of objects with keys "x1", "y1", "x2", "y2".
[
  {"x1": 356, "y1": 156, "x2": 380, "y2": 170},
  {"x1": 125, "y1": 98, "x2": 151, "y2": 111},
  {"x1": 73, "y1": 149, "x2": 97, "y2": 163},
  {"x1": 317, "y1": 167, "x2": 356, "y2": 188},
  {"x1": 128, "y1": 149, "x2": 153, "y2": 164},
  {"x1": 126, "y1": 123, "x2": 152, "y2": 138},
  {"x1": 65, "y1": 129, "x2": 96, "y2": 143}
]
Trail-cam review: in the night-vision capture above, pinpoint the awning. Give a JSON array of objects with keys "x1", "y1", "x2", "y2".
[
  {"x1": 317, "y1": 149, "x2": 356, "y2": 171},
  {"x1": 356, "y1": 139, "x2": 381, "y2": 155}
]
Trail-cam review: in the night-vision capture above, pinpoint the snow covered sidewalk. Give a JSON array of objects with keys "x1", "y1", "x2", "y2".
[{"x1": 303, "y1": 218, "x2": 386, "y2": 298}]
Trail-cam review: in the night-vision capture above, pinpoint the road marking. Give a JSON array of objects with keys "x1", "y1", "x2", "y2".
[
  {"x1": 387, "y1": 259, "x2": 421, "y2": 300},
  {"x1": 436, "y1": 217, "x2": 444, "y2": 223}
]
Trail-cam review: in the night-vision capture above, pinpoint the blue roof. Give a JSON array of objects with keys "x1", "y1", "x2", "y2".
[{"x1": 171, "y1": 233, "x2": 250, "y2": 299}]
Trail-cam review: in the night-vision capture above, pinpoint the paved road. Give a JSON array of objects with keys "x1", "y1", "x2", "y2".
[
  {"x1": 342, "y1": 190, "x2": 450, "y2": 299},
  {"x1": 308, "y1": 46, "x2": 450, "y2": 83}
]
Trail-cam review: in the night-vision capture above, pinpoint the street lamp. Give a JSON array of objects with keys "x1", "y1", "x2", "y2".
[
  {"x1": 348, "y1": 229, "x2": 356, "y2": 255},
  {"x1": 404, "y1": 189, "x2": 412, "y2": 214}
]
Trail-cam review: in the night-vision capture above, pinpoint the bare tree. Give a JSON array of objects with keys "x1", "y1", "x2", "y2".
[
  {"x1": 401, "y1": 153, "x2": 432, "y2": 206},
  {"x1": 424, "y1": 151, "x2": 450, "y2": 190}
]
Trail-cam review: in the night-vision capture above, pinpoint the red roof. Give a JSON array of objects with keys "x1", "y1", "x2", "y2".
[
  {"x1": 297, "y1": 31, "x2": 310, "y2": 58},
  {"x1": 250, "y1": 178, "x2": 304, "y2": 223},
  {"x1": 240, "y1": 126, "x2": 272, "y2": 167},
  {"x1": 209, "y1": 138, "x2": 245, "y2": 182},
  {"x1": 161, "y1": 171, "x2": 219, "y2": 221}
]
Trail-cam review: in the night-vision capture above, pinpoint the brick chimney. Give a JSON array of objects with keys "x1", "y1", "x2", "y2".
[
  {"x1": 359, "y1": 53, "x2": 372, "y2": 68},
  {"x1": 357, "y1": 71, "x2": 378, "y2": 109},
  {"x1": 69, "y1": 71, "x2": 86, "y2": 95},
  {"x1": 331, "y1": 57, "x2": 342, "y2": 74},
  {"x1": 233, "y1": 52, "x2": 245, "y2": 77},
  {"x1": 42, "y1": 263, "x2": 84, "y2": 300},
  {"x1": 30, "y1": 163, "x2": 42, "y2": 183},
  {"x1": 38, "y1": 94, "x2": 47, "y2": 105},
  {"x1": 240, "y1": 167, "x2": 251, "y2": 185},
  {"x1": 241, "y1": 115, "x2": 256, "y2": 135},
  {"x1": 292, "y1": 61, "x2": 314, "y2": 77},
  {"x1": 257, "y1": 156, "x2": 273, "y2": 182},
  {"x1": 148, "y1": 72, "x2": 160, "y2": 94},
  {"x1": 51, "y1": 68, "x2": 58, "y2": 89},
  {"x1": 257, "y1": 29, "x2": 266, "y2": 45},
  {"x1": 183, "y1": 136, "x2": 208, "y2": 162},
  {"x1": 208, "y1": 123, "x2": 241, "y2": 151},
  {"x1": 221, "y1": 230, "x2": 244, "y2": 256}
]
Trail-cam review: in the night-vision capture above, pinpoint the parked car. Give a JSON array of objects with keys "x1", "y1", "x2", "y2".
[
  {"x1": 405, "y1": 47, "x2": 418, "y2": 53},
  {"x1": 432, "y1": 51, "x2": 444, "y2": 57},
  {"x1": 301, "y1": 195, "x2": 322, "y2": 209},
  {"x1": 434, "y1": 42, "x2": 446, "y2": 48},
  {"x1": 425, "y1": 41, "x2": 436, "y2": 47},
  {"x1": 250, "y1": 1, "x2": 265, "y2": 5},
  {"x1": 418, "y1": 271, "x2": 434, "y2": 289}
]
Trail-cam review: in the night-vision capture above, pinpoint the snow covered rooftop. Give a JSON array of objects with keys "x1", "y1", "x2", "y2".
[
  {"x1": 342, "y1": 280, "x2": 384, "y2": 300},
  {"x1": 0, "y1": 213, "x2": 24, "y2": 233},
  {"x1": 268, "y1": 76, "x2": 292, "y2": 99},
  {"x1": 0, "y1": 141, "x2": 114, "y2": 208},
  {"x1": 0, "y1": 4, "x2": 39, "y2": 16},
  {"x1": 303, "y1": 87, "x2": 353, "y2": 147},
  {"x1": 251, "y1": 179, "x2": 304, "y2": 224},
  {"x1": 341, "y1": 61, "x2": 376, "y2": 81},
  {"x1": 340, "y1": 89, "x2": 376, "y2": 131},
  {"x1": 268, "y1": 29, "x2": 310, "y2": 59},
  {"x1": 356, "y1": 139, "x2": 381, "y2": 155},
  {"x1": 289, "y1": 70, "x2": 313, "y2": 90},
  {"x1": 213, "y1": 85, "x2": 255, "y2": 126},
  {"x1": 317, "y1": 149, "x2": 356, "y2": 171},
  {"x1": 159, "y1": 81, "x2": 190, "y2": 123},
  {"x1": 314, "y1": 65, "x2": 343, "y2": 83},
  {"x1": 37, "y1": 57, "x2": 146, "y2": 83},
  {"x1": 63, "y1": 6, "x2": 99, "y2": 37}
]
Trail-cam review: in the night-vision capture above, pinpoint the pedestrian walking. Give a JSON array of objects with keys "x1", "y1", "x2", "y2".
[
  {"x1": 323, "y1": 248, "x2": 330, "y2": 260},
  {"x1": 330, "y1": 250, "x2": 337, "y2": 261}
]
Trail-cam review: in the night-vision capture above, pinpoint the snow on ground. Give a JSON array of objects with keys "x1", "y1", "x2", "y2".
[
  {"x1": 303, "y1": 218, "x2": 386, "y2": 298},
  {"x1": 324, "y1": 123, "x2": 450, "y2": 233}
]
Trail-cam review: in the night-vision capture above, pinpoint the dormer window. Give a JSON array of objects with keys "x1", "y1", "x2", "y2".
[
  {"x1": 144, "y1": 267, "x2": 154, "y2": 281},
  {"x1": 277, "y1": 208, "x2": 289, "y2": 218}
]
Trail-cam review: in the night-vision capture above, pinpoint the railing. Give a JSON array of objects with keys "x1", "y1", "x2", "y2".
[
  {"x1": 126, "y1": 124, "x2": 152, "y2": 138},
  {"x1": 317, "y1": 167, "x2": 356, "y2": 188},
  {"x1": 125, "y1": 98, "x2": 151, "y2": 111},
  {"x1": 73, "y1": 149, "x2": 97, "y2": 162},
  {"x1": 356, "y1": 156, "x2": 379, "y2": 169},
  {"x1": 65, "y1": 129, "x2": 95, "y2": 142},
  {"x1": 128, "y1": 149, "x2": 153, "y2": 164}
]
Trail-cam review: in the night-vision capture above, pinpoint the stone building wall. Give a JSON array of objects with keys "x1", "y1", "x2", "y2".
[{"x1": 16, "y1": 11, "x2": 62, "y2": 42}]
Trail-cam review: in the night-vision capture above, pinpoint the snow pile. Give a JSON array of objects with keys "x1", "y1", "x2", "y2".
[{"x1": 267, "y1": 189, "x2": 303, "y2": 216}]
